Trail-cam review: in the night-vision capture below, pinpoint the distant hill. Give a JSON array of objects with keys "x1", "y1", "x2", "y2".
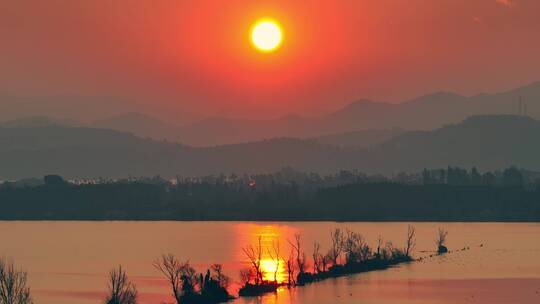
[
  {"x1": 367, "y1": 115, "x2": 540, "y2": 173},
  {"x1": 175, "y1": 115, "x2": 316, "y2": 147},
  {"x1": 311, "y1": 128, "x2": 405, "y2": 148},
  {"x1": 0, "y1": 115, "x2": 538, "y2": 179},
  {"x1": 0, "y1": 126, "x2": 184, "y2": 179},
  {"x1": 3, "y1": 82, "x2": 537, "y2": 146},
  {"x1": 0, "y1": 126, "x2": 163, "y2": 151},
  {"x1": 0, "y1": 95, "x2": 203, "y2": 127},
  {"x1": 91, "y1": 112, "x2": 180, "y2": 141},
  {"x1": 0, "y1": 112, "x2": 183, "y2": 142},
  {"x1": 0, "y1": 116, "x2": 79, "y2": 128},
  {"x1": 176, "y1": 82, "x2": 540, "y2": 146}
]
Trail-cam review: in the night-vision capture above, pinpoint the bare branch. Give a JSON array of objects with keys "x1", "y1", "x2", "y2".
[
  {"x1": 329, "y1": 228, "x2": 344, "y2": 266},
  {"x1": 242, "y1": 236, "x2": 263, "y2": 285},
  {"x1": 153, "y1": 254, "x2": 193, "y2": 304},
  {"x1": 287, "y1": 233, "x2": 306, "y2": 274},
  {"x1": 268, "y1": 240, "x2": 281, "y2": 283},
  {"x1": 0, "y1": 258, "x2": 33, "y2": 304},
  {"x1": 405, "y1": 225, "x2": 416, "y2": 257},
  {"x1": 105, "y1": 265, "x2": 137, "y2": 304},
  {"x1": 435, "y1": 228, "x2": 448, "y2": 247}
]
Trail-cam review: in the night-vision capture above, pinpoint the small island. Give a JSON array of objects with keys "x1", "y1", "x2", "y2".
[{"x1": 237, "y1": 226, "x2": 417, "y2": 297}]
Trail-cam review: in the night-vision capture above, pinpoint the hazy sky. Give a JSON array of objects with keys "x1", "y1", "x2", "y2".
[{"x1": 1, "y1": 0, "x2": 539, "y2": 121}]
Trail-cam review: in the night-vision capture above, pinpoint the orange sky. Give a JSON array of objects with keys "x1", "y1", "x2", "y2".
[{"x1": 1, "y1": 0, "x2": 540, "y2": 120}]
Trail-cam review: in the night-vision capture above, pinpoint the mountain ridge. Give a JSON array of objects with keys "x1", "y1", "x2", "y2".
[
  {"x1": 2, "y1": 82, "x2": 539, "y2": 146},
  {"x1": 174, "y1": 81, "x2": 540, "y2": 146},
  {"x1": 0, "y1": 114, "x2": 538, "y2": 180}
]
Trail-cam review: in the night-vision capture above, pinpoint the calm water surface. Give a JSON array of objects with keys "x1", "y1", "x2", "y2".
[{"x1": 1, "y1": 222, "x2": 539, "y2": 304}]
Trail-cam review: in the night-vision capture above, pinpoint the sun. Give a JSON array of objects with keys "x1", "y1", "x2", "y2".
[{"x1": 251, "y1": 18, "x2": 283, "y2": 53}]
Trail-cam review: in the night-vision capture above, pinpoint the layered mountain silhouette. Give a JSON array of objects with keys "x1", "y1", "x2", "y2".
[
  {"x1": 2, "y1": 82, "x2": 538, "y2": 147},
  {"x1": 174, "y1": 82, "x2": 539, "y2": 146},
  {"x1": 0, "y1": 115, "x2": 538, "y2": 179},
  {"x1": 0, "y1": 94, "x2": 204, "y2": 127}
]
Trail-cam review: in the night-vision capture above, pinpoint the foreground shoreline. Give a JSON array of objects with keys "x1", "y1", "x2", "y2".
[{"x1": 2, "y1": 222, "x2": 539, "y2": 304}]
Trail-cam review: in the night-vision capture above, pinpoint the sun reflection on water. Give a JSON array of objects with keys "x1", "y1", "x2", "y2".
[
  {"x1": 235, "y1": 223, "x2": 298, "y2": 284},
  {"x1": 260, "y1": 258, "x2": 287, "y2": 283}
]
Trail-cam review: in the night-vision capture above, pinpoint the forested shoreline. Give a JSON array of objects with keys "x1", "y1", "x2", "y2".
[{"x1": 1, "y1": 167, "x2": 539, "y2": 221}]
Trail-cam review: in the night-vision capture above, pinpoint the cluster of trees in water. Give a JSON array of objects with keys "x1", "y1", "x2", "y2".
[
  {"x1": 238, "y1": 226, "x2": 419, "y2": 296},
  {"x1": 0, "y1": 226, "x2": 452, "y2": 304}
]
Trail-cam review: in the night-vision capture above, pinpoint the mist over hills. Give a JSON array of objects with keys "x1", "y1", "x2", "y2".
[
  {"x1": 0, "y1": 115, "x2": 538, "y2": 180},
  {"x1": 368, "y1": 115, "x2": 540, "y2": 173},
  {"x1": 0, "y1": 95, "x2": 203, "y2": 128},
  {"x1": 2, "y1": 82, "x2": 538, "y2": 147},
  {"x1": 174, "y1": 82, "x2": 540, "y2": 146},
  {"x1": 91, "y1": 112, "x2": 181, "y2": 141},
  {"x1": 0, "y1": 116, "x2": 79, "y2": 128},
  {"x1": 312, "y1": 128, "x2": 405, "y2": 148}
]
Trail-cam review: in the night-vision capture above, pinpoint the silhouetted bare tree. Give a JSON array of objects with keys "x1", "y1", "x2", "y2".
[
  {"x1": 312, "y1": 242, "x2": 321, "y2": 274},
  {"x1": 153, "y1": 254, "x2": 194, "y2": 304},
  {"x1": 321, "y1": 253, "x2": 331, "y2": 272},
  {"x1": 358, "y1": 242, "x2": 372, "y2": 262},
  {"x1": 329, "y1": 228, "x2": 344, "y2": 266},
  {"x1": 342, "y1": 230, "x2": 372, "y2": 264},
  {"x1": 286, "y1": 248, "x2": 295, "y2": 287},
  {"x1": 405, "y1": 225, "x2": 416, "y2": 257},
  {"x1": 196, "y1": 264, "x2": 233, "y2": 302},
  {"x1": 210, "y1": 264, "x2": 230, "y2": 289},
  {"x1": 239, "y1": 268, "x2": 255, "y2": 285},
  {"x1": 376, "y1": 235, "x2": 384, "y2": 258},
  {"x1": 436, "y1": 228, "x2": 449, "y2": 254},
  {"x1": 242, "y1": 236, "x2": 263, "y2": 285},
  {"x1": 342, "y1": 230, "x2": 360, "y2": 264},
  {"x1": 268, "y1": 240, "x2": 281, "y2": 283},
  {"x1": 288, "y1": 234, "x2": 306, "y2": 274},
  {"x1": 380, "y1": 241, "x2": 395, "y2": 261},
  {"x1": 105, "y1": 265, "x2": 137, "y2": 304},
  {"x1": 181, "y1": 265, "x2": 198, "y2": 296},
  {"x1": 0, "y1": 258, "x2": 33, "y2": 304}
]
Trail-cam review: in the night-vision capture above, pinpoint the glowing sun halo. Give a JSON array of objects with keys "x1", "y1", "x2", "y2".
[{"x1": 251, "y1": 19, "x2": 283, "y2": 53}]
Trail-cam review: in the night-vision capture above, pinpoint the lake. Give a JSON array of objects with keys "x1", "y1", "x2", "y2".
[{"x1": 1, "y1": 222, "x2": 539, "y2": 304}]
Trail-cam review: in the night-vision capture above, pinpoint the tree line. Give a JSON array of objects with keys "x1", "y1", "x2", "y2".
[
  {"x1": 0, "y1": 168, "x2": 539, "y2": 221},
  {"x1": 3, "y1": 166, "x2": 539, "y2": 190}
]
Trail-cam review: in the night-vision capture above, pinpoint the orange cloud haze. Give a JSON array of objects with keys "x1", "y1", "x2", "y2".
[{"x1": 1, "y1": 0, "x2": 539, "y2": 120}]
